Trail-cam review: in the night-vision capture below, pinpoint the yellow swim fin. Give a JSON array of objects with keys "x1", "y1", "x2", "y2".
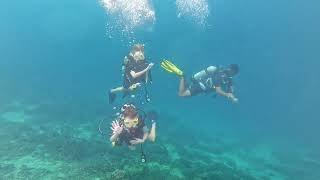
[
  {"x1": 161, "y1": 61, "x2": 173, "y2": 73},
  {"x1": 161, "y1": 60, "x2": 183, "y2": 76}
]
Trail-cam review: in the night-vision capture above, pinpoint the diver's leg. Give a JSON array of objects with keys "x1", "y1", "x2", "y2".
[
  {"x1": 110, "y1": 86, "x2": 125, "y2": 93},
  {"x1": 179, "y1": 76, "x2": 186, "y2": 92},
  {"x1": 178, "y1": 76, "x2": 191, "y2": 97},
  {"x1": 109, "y1": 86, "x2": 125, "y2": 104}
]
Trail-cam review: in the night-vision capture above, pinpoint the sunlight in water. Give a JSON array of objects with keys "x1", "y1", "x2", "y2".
[
  {"x1": 176, "y1": 0, "x2": 210, "y2": 27},
  {"x1": 101, "y1": 0, "x2": 156, "y2": 41}
]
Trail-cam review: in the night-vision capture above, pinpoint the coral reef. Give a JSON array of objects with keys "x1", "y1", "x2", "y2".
[{"x1": 0, "y1": 101, "x2": 318, "y2": 179}]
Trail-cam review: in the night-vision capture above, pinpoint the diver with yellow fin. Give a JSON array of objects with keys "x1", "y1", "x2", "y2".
[{"x1": 161, "y1": 60, "x2": 239, "y2": 102}]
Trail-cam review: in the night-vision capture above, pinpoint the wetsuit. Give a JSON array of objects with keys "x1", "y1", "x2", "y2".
[
  {"x1": 123, "y1": 58, "x2": 152, "y2": 89},
  {"x1": 189, "y1": 68, "x2": 233, "y2": 96},
  {"x1": 114, "y1": 118, "x2": 148, "y2": 146}
]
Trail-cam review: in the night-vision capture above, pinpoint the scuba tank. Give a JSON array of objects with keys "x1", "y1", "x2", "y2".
[
  {"x1": 192, "y1": 66, "x2": 217, "y2": 91},
  {"x1": 193, "y1": 69, "x2": 207, "y2": 82},
  {"x1": 193, "y1": 66, "x2": 217, "y2": 82}
]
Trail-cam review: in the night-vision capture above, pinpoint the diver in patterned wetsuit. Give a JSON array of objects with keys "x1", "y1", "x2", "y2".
[
  {"x1": 108, "y1": 44, "x2": 154, "y2": 104},
  {"x1": 161, "y1": 60, "x2": 239, "y2": 102}
]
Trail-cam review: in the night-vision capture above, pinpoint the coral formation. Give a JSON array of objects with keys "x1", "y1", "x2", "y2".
[{"x1": 0, "y1": 101, "x2": 318, "y2": 179}]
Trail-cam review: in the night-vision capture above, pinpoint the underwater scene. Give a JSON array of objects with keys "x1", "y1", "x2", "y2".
[{"x1": 0, "y1": 0, "x2": 319, "y2": 179}]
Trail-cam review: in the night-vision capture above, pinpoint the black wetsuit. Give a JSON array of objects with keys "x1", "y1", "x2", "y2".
[
  {"x1": 190, "y1": 68, "x2": 233, "y2": 96},
  {"x1": 123, "y1": 59, "x2": 152, "y2": 89},
  {"x1": 115, "y1": 118, "x2": 146, "y2": 146}
]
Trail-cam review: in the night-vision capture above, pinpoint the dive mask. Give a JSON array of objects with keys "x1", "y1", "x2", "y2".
[{"x1": 124, "y1": 117, "x2": 139, "y2": 128}]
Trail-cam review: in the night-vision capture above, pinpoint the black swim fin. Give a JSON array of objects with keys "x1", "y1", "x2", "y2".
[{"x1": 108, "y1": 91, "x2": 116, "y2": 104}]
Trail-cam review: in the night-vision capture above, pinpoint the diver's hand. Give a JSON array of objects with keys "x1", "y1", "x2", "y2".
[
  {"x1": 129, "y1": 138, "x2": 144, "y2": 145},
  {"x1": 231, "y1": 97, "x2": 239, "y2": 103},
  {"x1": 226, "y1": 93, "x2": 238, "y2": 103},
  {"x1": 111, "y1": 120, "x2": 123, "y2": 135},
  {"x1": 147, "y1": 63, "x2": 154, "y2": 70},
  {"x1": 129, "y1": 83, "x2": 141, "y2": 90},
  {"x1": 151, "y1": 120, "x2": 156, "y2": 126}
]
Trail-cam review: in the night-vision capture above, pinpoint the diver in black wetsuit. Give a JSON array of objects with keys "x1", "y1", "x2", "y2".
[
  {"x1": 110, "y1": 104, "x2": 156, "y2": 150},
  {"x1": 108, "y1": 44, "x2": 154, "y2": 104},
  {"x1": 161, "y1": 60, "x2": 239, "y2": 102},
  {"x1": 186, "y1": 64, "x2": 239, "y2": 102}
]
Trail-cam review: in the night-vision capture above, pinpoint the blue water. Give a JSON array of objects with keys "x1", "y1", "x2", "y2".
[{"x1": 1, "y1": 0, "x2": 320, "y2": 179}]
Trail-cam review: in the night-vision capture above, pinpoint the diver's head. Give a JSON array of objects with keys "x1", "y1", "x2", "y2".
[
  {"x1": 131, "y1": 44, "x2": 145, "y2": 62},
  {"x1": 132, "y1": 44, "x2": 145, "y2": 53},
  {"x1": 206, "y1": 66, "x2": 217, "y2": 75},
  {"x1": 224, "y1": 64, "x2": 239, "y2": 77},
  {"x1": 122, "y1": 105, "x2": 139, "y2": 128},
  {"x1": 133, "y1": 51, "x2": 145, "y2": 62}
]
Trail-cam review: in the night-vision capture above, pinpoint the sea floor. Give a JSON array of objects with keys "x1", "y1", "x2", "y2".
[{"x1": 0, "y1": 101, "x2": 319, "y2": 180}]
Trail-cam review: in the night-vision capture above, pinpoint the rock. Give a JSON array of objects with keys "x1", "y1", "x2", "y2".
[{"x1": 110, "y1": 169, "x2": 127, "y2": 180}]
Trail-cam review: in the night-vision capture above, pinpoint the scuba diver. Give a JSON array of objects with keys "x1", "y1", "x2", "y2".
[
  {"x1": 108, "y1": 44, "x2": 154, "y2": 104},
  {"x1": 110, "y1": 103, "x2": 157, "y2": 153},
  {"x1": 161, "y1": 60, "x2": 239, "y2": 102}
]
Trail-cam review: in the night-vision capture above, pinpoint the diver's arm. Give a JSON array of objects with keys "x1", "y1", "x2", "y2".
[
  {"x1": 141, "y1": 125, "x2": 150, "y2": 142},
  {"x1": 129, "y1": 126, "x2": 150, "y2": 145},
  {"x1": 130, "y1": 63, "x2": 154, "y2": 79},
  {"x1": 130, "y1": 69, "x2": 147, "y2": 79},
  {"x1": 214, "y1": 86, "x2": 238, "y2": 102},
  {"x1": 214, "y1": 86, "x2": 229, "y2": 97},
  {"x1": 148, "y1": 122, "x2": 156, "y2": 142},
  {"x1": 142, "y1": 132, "x2": 149, "y2": 142},
  {"x1": 110, "y1": 133, "x2": 120, "y2": 142}
]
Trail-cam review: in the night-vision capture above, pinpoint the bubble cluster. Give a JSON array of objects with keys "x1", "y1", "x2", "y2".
[
  {"x1": 176, "y1": 0, "x2": 210, "y2": 27},
  {"x1": 101, "y1": 0, "x2": 156, "y2": 40}
]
